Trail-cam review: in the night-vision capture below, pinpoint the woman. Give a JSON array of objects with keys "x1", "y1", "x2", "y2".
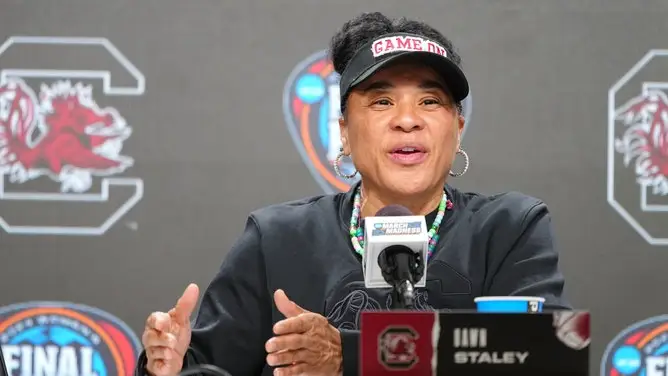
[{"x1": 137, "y1": 12, "x2": 570, "y2": 376}]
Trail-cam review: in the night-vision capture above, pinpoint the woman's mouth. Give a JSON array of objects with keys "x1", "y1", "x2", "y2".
[{"x1": 389, "y1": 146, "x2": 428, "y2": 165}]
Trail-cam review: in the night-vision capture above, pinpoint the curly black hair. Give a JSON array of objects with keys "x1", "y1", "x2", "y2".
[{"x1": 329, "y1": 12, "x2": 463, "y2": 114}]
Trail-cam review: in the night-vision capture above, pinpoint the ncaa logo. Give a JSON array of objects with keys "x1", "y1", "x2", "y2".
[
  {"x1": 0, "y1": 301, "x2": 141, "y2": 376},
  {"x1": 608, "y1": 49, "x2": 668, "y2": 245},
  {"x1": 600, "y1": 315, "x2": 668, "y2": 375},
  {"x1": 283, "y1": 50, "x2": 473, "y2": 194},
  {"x1": 0, "y1": 36, "x2": 144, "y2": 236}
]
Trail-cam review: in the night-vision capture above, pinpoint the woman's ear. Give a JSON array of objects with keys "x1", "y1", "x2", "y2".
[
  {"x1": 339, "y1": 117, "x2": 351, "y2": 155},
  {"x1": 456, "y1": 114, "x2": 465, "y2": 149}
]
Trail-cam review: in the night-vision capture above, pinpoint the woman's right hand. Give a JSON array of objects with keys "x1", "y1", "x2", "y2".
[{"x1": 142, "y1": 283, "x2": 200, "y2": 376}]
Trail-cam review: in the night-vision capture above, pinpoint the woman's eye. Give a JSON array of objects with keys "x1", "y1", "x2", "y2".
[
  {"x1": 422, "y1": 98, "x2": 441, "y2": 105},
  {"x1": 373, "y1": 99, "x2": 392, "y2": 106}
]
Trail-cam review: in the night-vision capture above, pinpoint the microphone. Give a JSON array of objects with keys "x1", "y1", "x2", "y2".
[
  {"x1": 363, "y1": 205, "x2": 428, "y2": 309},
  {"x1": 178, "y1": 364, "x2": 233, "y2": 376}
]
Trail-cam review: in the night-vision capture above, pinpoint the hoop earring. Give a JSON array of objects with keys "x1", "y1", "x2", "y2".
[
  {"x1": 334, "y1": 147, "x2": 358, "y2": 179},
  {"x1": 449, "y1": 148, "x2": 470, "y2": 177}
]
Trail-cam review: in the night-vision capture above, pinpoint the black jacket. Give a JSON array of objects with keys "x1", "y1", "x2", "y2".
[{"x1": 135, "y1": 183, "x2": 570, "y2": 375}]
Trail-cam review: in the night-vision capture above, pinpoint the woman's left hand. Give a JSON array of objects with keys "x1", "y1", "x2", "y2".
[{"x1": 266, "y1": 289, "x2": 342, "y2": 376}]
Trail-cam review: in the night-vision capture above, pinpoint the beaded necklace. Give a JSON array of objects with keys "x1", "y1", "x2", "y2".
[{"x1": 349, "y1": 187, "x2": 453, "y2": 261}]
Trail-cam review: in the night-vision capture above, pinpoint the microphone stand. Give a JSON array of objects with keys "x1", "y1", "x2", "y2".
[
  {"x1": 379, "y1": 246, "x2": 422, "y2": 310},
  {"x1": 391, "y1": 280, "x2": 416, "y2": 309}
]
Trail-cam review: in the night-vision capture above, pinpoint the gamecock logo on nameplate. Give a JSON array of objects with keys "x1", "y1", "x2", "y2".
[
  {"x1": 378, "y1": 326, "x2": 420, "y2": 370},
  {"x1": 608, "y1": 49, "x2": 668, "y2": 245}
]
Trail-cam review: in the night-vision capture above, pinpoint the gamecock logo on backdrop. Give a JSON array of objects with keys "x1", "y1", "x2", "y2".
[
  {"x1": 0, "y1": 301, "x2": 141, "y2": 376},
  {"x1": 608, "y1": 49, "x2": 668, "y2": 245},
  {"x1": 378, "y1": 326, "x2": 419, "y2": 370},
  {"x1": 282, "y1": 50, "x2": 473, "y2": 194},
  {"x1": 0, "y1": 36, "x2": 145, "y2": 235},
  {"x1": 600, "y1": 315, "x2": 668, "y2": 375}
]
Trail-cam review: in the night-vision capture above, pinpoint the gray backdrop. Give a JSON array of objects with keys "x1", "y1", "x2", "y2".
[{"x1": 2, "y1": 1, "x2": 668, "y2": 375}]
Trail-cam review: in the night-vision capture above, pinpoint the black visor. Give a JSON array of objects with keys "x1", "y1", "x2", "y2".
[{"x1": 338, "y1": 32, "x2": 469, "y2": 110}]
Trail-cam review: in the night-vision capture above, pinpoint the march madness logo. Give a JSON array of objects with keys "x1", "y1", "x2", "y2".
[
  {"x1": 283, "y1": 50, "x2": 473, "y2": 194},
  {"x1": 0, "y1": 301, "x2": 141, "y2": 376},
  {"x1": 0, "y1": 36, "x2": 144, "y2": 236},
  {"x1": 600, "y1": 315, "x2": 668, "y2": 375},
  {"x1": 608, "y1": 49, "x2": 668, "y2": 246},
  {"x1": 379, "y1": 326, "x2": 419, "y2": 370}
]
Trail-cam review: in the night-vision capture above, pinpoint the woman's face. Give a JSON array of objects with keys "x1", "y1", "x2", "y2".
[{"x1": 340, "y1": 61, "x2": 465, "y2": 197}]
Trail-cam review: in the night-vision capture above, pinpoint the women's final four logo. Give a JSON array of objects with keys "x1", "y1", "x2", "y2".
[
  {"x1": 282, "y1": 50, "x2": 474, "y2": 194},
  {"x1": 601, "y1": 315, "x2": 668, "y2": 375},
  {"x1": 0, "y1": 301, "x2": 141, "y2": 376}
]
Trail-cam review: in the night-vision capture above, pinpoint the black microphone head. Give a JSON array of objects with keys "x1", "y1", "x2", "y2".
[{"x1": 375, "y1": 204, "x2": 413, "y2": 217}]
